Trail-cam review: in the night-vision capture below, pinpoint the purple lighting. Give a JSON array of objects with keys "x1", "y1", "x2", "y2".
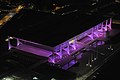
[
  {"x1": 49, "y1": 18, "x2": 112, "y2": 69},
  {"x1": 8, "y1": 37, "x2": 53, "y2": 58},
  {"x1": 7, "y1": 18, "x2": 112, "y2": 70}
]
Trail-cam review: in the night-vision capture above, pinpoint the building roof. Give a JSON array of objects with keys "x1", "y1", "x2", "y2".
[{"x1": 3, "y1": 9, "x2": 109, "y2": 47}]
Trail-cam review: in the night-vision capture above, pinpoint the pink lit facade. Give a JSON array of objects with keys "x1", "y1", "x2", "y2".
[{"x1": 7, "y1": 18, "x2": 112, "y2": 70}]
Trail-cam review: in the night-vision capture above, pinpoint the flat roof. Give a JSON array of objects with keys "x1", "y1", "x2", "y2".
[{"x1": 3, "y1": 9, "x2": 109, "y2": 47}]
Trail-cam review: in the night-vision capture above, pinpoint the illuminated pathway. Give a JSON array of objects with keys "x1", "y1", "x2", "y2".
[{"x1": 0, "y1": 5, "x2": 24, "y2": 28}]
